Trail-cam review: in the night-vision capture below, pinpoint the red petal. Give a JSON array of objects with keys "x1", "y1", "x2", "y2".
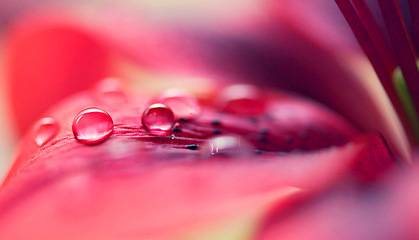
[
  {"x1": 0, "y1": 84, "x2": 395, "y2": 238},
  {"x1": 0, "y1": 135, "x2": 367, "y2": 239}
]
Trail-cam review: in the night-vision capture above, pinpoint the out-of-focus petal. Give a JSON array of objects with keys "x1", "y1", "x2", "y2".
[
  {"x1": 255, "y1": 154, "x2": 419, "y2": 240},
  {"x1": 4, "y1": 11, "x2": 111, "y2": 135}
]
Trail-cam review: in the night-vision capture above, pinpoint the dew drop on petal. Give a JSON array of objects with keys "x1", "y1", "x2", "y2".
[
  {"x1": 94, "y1": 78, "x2": 127, "y2": 102},
  {"x1": 216, "y1": 84, "x2": 266, "y2": 115},
  {"x1": 153, "y1": 88, "x2": 201, "y2": 119},
  {"x1": 201, "y1": 135, "x2": 254, "y2": 158},
  {"x1": 33, "y1": 117, "x2": 59, "y2": 146},
  {"x1": 72, "y1": 108, "x2": 114, "y2": 144},
  {"x1": 142, "y1": 103, "x2": 175, "y2": 136}
]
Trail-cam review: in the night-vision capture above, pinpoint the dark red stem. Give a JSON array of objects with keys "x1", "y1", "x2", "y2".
[
  {"x1": 408, "y1": 0, "x2": 419, "y2": 51},
  {"x1": 377, "y1": 0, "x2": 419, "y2": 112},
  {"x1": 352, "y1": 0, "x2": 396, "y2": 71},
  {"x1": 334, "y1": 0, "x2": 407, "y2": 130}
]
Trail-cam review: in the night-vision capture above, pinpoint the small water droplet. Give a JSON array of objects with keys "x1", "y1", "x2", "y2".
[
  {"x1": 216, "y1": 84, "x2": 267, "y2": 115},
  {"x1": 95, "y1": 78, "x2": 127, "y2": 102},
  {"x1": 142, "y1": 103, "x2": 175, "y2": 136},
  {"x1": 33, "y1": 117, "x2": 59, "y2": 146},
  {"x1": 72, "y1": 108, "x2": 114, "y2": 144},
  {"x1": 201, "y1": 135, "x2": 254, "y2": 158},
  {"x1": 153, "y1": 88, "x2": 201, "y2": 119}
]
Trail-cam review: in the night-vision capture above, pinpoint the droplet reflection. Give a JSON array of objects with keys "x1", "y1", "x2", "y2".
[{"x1": 202, "y1": 135, "x2": 254, "y2": 158}]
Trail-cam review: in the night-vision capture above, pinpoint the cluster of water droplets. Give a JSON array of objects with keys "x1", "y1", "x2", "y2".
[
  {"x1": 142, "y1": 85, "x2": 266, "y2": 156},
  {"x1": 32, "y1": 79, "x2": 267, "y2": 158}
]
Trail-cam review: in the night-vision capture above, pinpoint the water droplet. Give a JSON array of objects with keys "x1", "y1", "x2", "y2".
[
  {"x1": 142, "y1": 103, "x2": 175, "y2": 136},
  {"x1": 153, "y1": 88, "x2": 201, "y2": 119},
  {"x1": 216, "y1": 84, "x2": 267, "y2": 115},
  {"x1": 201, "y1": 135, "x2": 254, "y2": 158},
  {"x1": 72, "y1": 108, "x2": 114, "y2": 144},
  {"x1": 94, "y1": 78, "x2": 127, "y2": 102},
  {"x1": 33, "y1": 117, "x2": 59, "y2": 146}
]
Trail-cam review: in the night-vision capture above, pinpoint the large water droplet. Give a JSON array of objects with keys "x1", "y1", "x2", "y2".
[
  {"x1": 216, "y1": 84, "x2": 266, "y2": 115},
  {"x1": 142, "y1": 103, "x2": 175, "y2": 136},
  {"x1": 33, "y1": 117, "x2": 59, "y2": 146},
  {"x1": 94, "y1": 78, "x2": 127, "y2": 102},
  {"x1": 72, "y1": 108, "x2": 114, "y2": 144},
  {"x1": 153, "y1": 88, "x2": 201, "y2": 119},
  {"x1": 201, "y1": 135, "x2": 254, "y2": 158}
]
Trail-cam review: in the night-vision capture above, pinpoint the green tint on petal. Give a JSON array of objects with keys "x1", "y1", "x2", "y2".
[
  {"x1": 181, "y1": 187, "x2": 302, "y2": 240},
  {"x1": 185, "y1": 214, "x2": 256, "y2": 240},
  {"x1": 393, "y1": 66, "x2": 419, "y2": 142}
]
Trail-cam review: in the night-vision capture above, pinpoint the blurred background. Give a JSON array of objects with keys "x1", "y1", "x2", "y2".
[{"x1": 0, "y1": 47, "x2": 14, "y2": 174}]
